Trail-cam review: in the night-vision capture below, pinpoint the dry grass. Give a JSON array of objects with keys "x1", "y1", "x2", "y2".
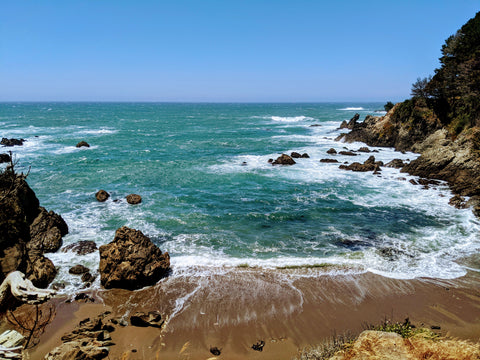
[{"x1": 295, "y1": 318, "x2": 480, "y2": 360}]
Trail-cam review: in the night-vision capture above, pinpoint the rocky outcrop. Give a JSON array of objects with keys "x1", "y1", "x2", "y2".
[
  {"x1": 0, "y1": 171, "x2": 67, "y2": 290},
  {"x1": 401, "y1": 128, "x2": 480, "y2": 197},
  {"x1": 339, "y1": 156, "x2": 382, "y2": 173},
  {"x1": 339, "y1": 113, "x2": 360, "y2": 130},
  {"x1": 99, "y1": 226, "x2": 170, "y2": 290},
  {"x1": 336, "y1": 102, "x2": 441, "y2": 152},
  {"x1": 95, "y1": 190, "x2": 110, "y2": 202},
  {"x1": 126, "y1": 194, "x2": 142, "y2": 205},
  {"x1": 76, "y1": 141, "x2": 90, "y2": 148},
  {"x1": 1, "y1": 138, "x2": 24, "y2": 147},
  {"x1": 62, "y1": 240, "x2": 97, "y2": 255},
  {"x1": 272, "y1": 154, "x2": 296, "y2": 165},
  {"x1": 45, "y1": 312, "x2": 114, "y2": 360},
  {"x1": 326, "y1": 148, "x2": 337, "y2": 154}
]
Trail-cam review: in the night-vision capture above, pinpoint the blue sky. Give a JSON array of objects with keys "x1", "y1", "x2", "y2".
[{"x1": 1, "y1": 1, "x2": 478, "y2": 102}]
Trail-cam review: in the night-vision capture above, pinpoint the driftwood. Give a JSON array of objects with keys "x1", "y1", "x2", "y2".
[
  {"x1": 0, "y1": 330, "x2": 24, "y2": 359},
  {"x1": 0, "y1": 271, "x2": 56, "y2": 306}
]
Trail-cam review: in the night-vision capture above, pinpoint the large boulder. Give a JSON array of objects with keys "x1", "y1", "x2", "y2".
[
  {"x1": 26, "y1": 251, "x2": 57, "y2": 289},
  {"x1": 29, "y1": 207, "x2": 68, "y2": 253},
  {"x1": 99, "y1": 226, "x2": 170, "y2": 290}
]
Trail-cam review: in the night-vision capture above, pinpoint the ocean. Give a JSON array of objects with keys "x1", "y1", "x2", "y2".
[{"x1": 1, "y1": 102, "x2": 479, "y2": 294}]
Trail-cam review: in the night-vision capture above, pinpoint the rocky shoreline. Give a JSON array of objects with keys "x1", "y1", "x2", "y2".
[{"x1": 336, "y1": 107, "x2": 480, "y2": 215}]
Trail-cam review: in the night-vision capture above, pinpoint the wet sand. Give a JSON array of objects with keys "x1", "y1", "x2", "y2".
[{"x1": 22, "y1": 268, "x2": 480, "y2": 359}]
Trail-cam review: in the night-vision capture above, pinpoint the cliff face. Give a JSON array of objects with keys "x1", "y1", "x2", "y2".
[
  {"x1": 0, "y1": 168, "x2": 68, "y2": 289},
  {"x1": 338, "y1": 11, "x2": 480, "y2": 207}
]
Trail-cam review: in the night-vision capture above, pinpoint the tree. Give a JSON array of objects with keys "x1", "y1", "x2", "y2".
[
  {"x1": 410, "y1": 76, "x2": 432, "y2": 99},
  {"x1": 384, "y1": 101, "x2": 394, "y2": 112}
]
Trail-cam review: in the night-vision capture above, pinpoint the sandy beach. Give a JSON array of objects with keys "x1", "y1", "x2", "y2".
[{"x1": 14, "y1": 266, "x2": 480, "y2": 359}]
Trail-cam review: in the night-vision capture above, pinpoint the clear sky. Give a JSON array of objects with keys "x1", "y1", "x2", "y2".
[{"x1": 1, "y1": 1, "x2": 478, "y2": 102}]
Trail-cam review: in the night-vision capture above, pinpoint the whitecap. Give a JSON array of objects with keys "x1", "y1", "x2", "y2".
[{"x1": 338, "y1": 107, "x2": 365, "y2": 111}]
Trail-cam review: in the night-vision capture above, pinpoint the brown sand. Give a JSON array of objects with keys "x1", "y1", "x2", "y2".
[{"x1": 18, "y1": 268, "x2": 480, "y2": 359}]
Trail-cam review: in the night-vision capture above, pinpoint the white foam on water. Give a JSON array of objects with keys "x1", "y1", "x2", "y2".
[{"x1": 338, "y1": 107, "x2": 365, "y2": 111}]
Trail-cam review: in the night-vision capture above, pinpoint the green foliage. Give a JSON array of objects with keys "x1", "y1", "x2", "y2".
[
  {"x1": 384, "y1": 101, "x2": 394, "y2": 112},
  {"x1": 426, "y1": 11, "x2": 480, "y2": 130},
  {"x1": 411, "y1": 76, "x2": 432, "y2": 99}
]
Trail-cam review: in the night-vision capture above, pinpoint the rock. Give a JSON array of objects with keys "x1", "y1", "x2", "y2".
[
  {"x1": 309, "y1": 124, "x2": 322, "y2": 127},
  {"x1": 272, "y1": 154, "x2": 296, "y2": 165},
  {"x1": 326, "y1": 148, "x2": 337, "y2": 154},
  {"x1": 45, "y1": 313, "x2": 113, "y2": 360},
  {"x1": 357, "y1": 147, "x2": 371, "y2": 153},
  {"x1": 76, "y1": 141, "x2": 90, "y2": 148},
  {"x1": 320, "y1": 159, "x2": 339, "y2": 163},
  {"x1": 62, "y1": 240, "x2": 97, "y2": 255},
  {"x1": 26, "y1": 252, "x2": 57, "y2": 289},
  {"x1": 449, "y1": 195, "x2": 467, "y2": 209},
  {"x1": 339, "y1": 156, "x2": 379, "y2": 172},
  {"x1": 99, "y1": 226, "x2": 170, "y2": 290},
  {"x1": 252, "y1": 340, "x2": 265, "y2": 352},
  {"x1": 267, "y1": 158, "x2": 273, "y2": 163},
  {"x1": 330, "y1": 331, "x2": 411, "y2": 360},
  {"x1": 81, "y1": 272, "x2": 96, "y2": 283},
  {"x1": 1, "y1": 138, "x2": 24, "y2": 147},
  {"x1": 69, "y1": 265, "x2": 89, "y2": 275},
  {"x1": 0, "y1": 153, "x2": 11, "y2": 164},
  {"x1": 95, "y1": 190, "x2": 110, "y2": 202},
  {"x1": 210, "y1": 347, "x2": 221, "y2": 356},
  {"x1": 126, "y1": 194, "x2": 142, "y2": 205},
  {"x1": 409, "y1": 179, "x2": 419, "y2": 185},
  {"x1": 291, "y1": 152, "x2": 310, "y2": 159},
  {"x1": 0, "y1": 330, "x2": 25, "y2": 348},
  {"x1": 130, "y1": 311, "x2": 164, "y2": 328},
  {"x1": 338, "y1": 151, "x2": 357, "y2": 156},
  {"x1": 74, "y1": 293, "x2": 95, "y2": 302},
  {"x1": 385, "y1": 159, "x2": 406, "y2": 168},
  {"x1": 29, "y1": 207, "x2": 68, "y2": 253},
  {"x1": 347, "y1": 113, "x2": 360, "y2": 129},
  {"x1": 339, "y1": 120, "x2": 348, "y2": 129}
]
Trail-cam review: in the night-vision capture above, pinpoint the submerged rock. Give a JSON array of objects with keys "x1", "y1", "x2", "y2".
[
  {"x1": 99, "y1": 226, "x2": 170, "y2": 290},
  {"x1": 69, "y1": 265, "x2": 89, "y2": 275},
  {"x1": 320, "y1": 159, "x2": 339, "y2": 163},
  {"x1": 62, "y1": 240, "x2": 97, "y2": 255}
]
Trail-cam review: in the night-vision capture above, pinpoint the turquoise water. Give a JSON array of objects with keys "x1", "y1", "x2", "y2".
[{"x1": 1, "y1": 102, "x2": 479, "y2": 291}]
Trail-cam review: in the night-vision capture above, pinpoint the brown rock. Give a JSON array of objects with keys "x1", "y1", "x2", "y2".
[
  {"x1": 385, "y1": 159, "x2": 406, "y2": 168},
  {"x1": 320, "y1": 159, "x2": 339, "y2": 163},
  {"x1": 338, "y1": 151, "x2": 357, "y2": 156},
  {"x1": 126, "y1": 194, "x2": 142, "y2": 205},
  {"x1": 290, "y1": 152, "x2": 302, "y2": 158},
  {"x1": 339, "y1": 156, "x2": 378, "y2": 172},
  {"x1": 272, "y1": 154, "x2": 296, "y2": 165},
  {"x1": 326, "y1": 148, "x2": 337, "y2": 154},
  {"x1": 95, "y1": 190, "x2": 110, "y2": 202},
  {"x1": 76, "y1": 141, "x2": 90, "y2": 148},
  {"x1": 99, "y1": 226, "x2": 170, "y2": 290},
  {"x1": 26, "y1": 252, "x2": 57, "y2": 289},
  {"x1": 29, "y1": 207, "x2": 68, "y2": 253},
  {"x1": 130, "y1": 311, "x2": 164, "y2": 328},
  {"x1": 62, "y1": 240, "x2": 97, "y2": 255},
  {"x1": 357, "y1": 147, "x2": 371, "y2": 153},
  {"x1": 69, "y1": 265, "x2": 90, "y2": 275},
  {"x1": 449, "y1": 195, "x2": 467, "y2": 209}
]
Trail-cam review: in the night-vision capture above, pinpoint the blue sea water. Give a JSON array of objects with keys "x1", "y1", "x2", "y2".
[{"x1": 1, "y1": 102, "x2": 479, "y2": 293}]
